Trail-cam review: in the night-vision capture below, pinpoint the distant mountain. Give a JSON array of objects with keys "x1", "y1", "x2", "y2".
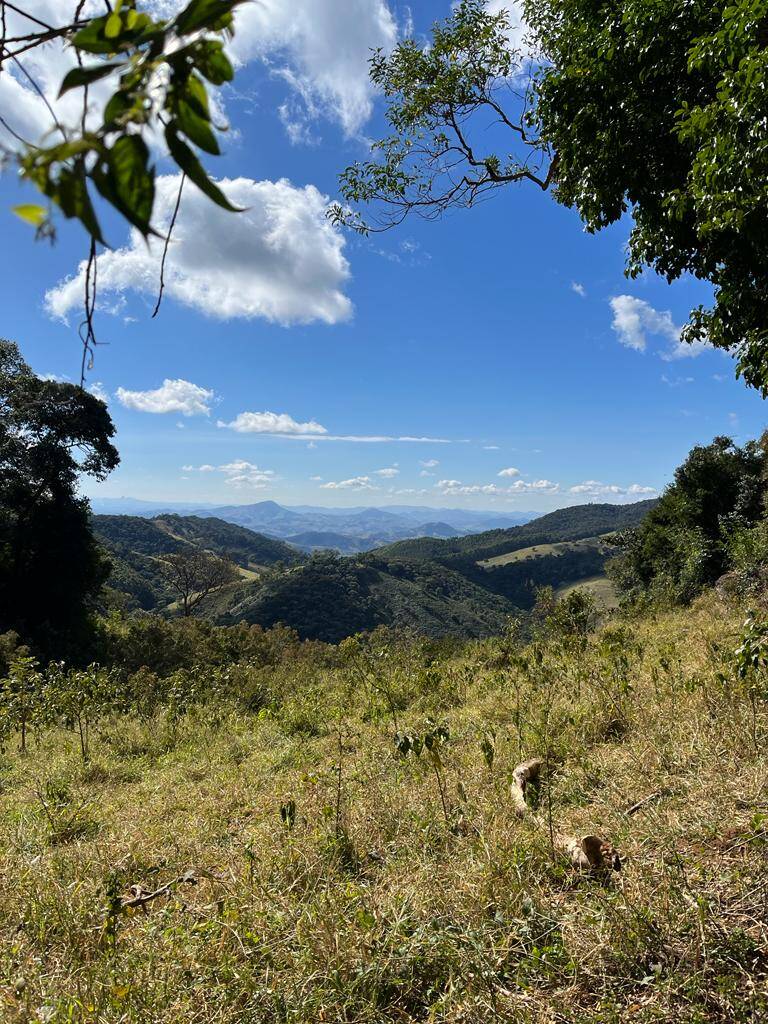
[
  {"x1": 87, "y1": 498, "x2": 534, "y2": 553},
  {"x1": 214, "y1": 501, "x2": 657, "y2": 643},
  {"x1": 376, "y1": 500, "x2": 658, "y2": 562}
]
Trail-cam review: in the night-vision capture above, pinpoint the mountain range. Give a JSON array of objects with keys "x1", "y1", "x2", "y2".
[
  {"x1": 93, "y1": 500, "x2": 657, "y2": 641},
  {"x1": 88, "y1": 498, "x2": 536, "y2": 554}
]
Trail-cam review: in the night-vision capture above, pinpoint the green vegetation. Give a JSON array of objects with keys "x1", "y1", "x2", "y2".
[
  {"x1": 339, "y1": 0, "x2": 768, "y2": 391},
  {"x1": 1, "y1": 586, "x2": 768, "y2": 1020},
  {"x1": 609, "y1": 435, "x2": 768, "y2": 605},
  {"x1": 555, "y1": 575, "x2": 619, "y2": 612},
  {"x1": 93, "y1": 514, "x2": 302, "y2": 614},
  {"x1": 0, "y1": 340, "x2": 118, "y2": 661},
  {"x1": 378, "y1": 501, "x2": 655, "y2": 563},
  {"x1": 8, "y1": 1, "x2": 244, "y2": 245},
  {"x1": 478, "y1": 535, "x2": 612, "y2": 568},
  {"x1": 214, "y1": 504, "x2": 652, "y2": 643}
]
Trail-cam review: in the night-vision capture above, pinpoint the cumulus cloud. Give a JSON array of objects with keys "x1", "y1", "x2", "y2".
[
  {"x1": 375, "y1": 467, "x2": 400, "y2": 478},
  {"x1": 437, "y1": 476, "x2": 560, "y2": 497},
  {"x1": 227, "y1": 0, "x2": 398, "y2": 137},
  {"x1": 571, "y1": 282, "x2": 586, "y2": 297},
  {"x1": 569, "y1": 480, "x2": 656, "y2": 498},
  {"x1": 183, "y1": 460, "x2": 275, "y2": 489},
  {"x1": 497, "y1": 467, "x2": 520, "y2": 478},
  {"x1": 220, "y1": 411, "x2": 328, "y2": 435},
  {"x1": 320, "y1": 476, "x2": 378, "y2": 491},
  {"x1": 609, "y1": 296, "x2": 710, "y2": 360},
  {"x1": 47, "y1": 176, "x2": 351, "y2": 326},
  {"x1": 116, "y1": 379, "x2": 213, "y2": 417},
  {"x1": 420, "y1": 459, "x2": 440, "y2": 468},
  {"x1": 1, "y1": 1, "x2": 397, "y2": 153}
]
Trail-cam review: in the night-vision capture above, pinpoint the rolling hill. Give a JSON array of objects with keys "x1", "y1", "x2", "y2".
[
  {"x1": 211, "y1": 501, "x2": 656, "y2": 642},
  {"x1": 93, "y1": 514, "x2": 302, "y2": 613}
]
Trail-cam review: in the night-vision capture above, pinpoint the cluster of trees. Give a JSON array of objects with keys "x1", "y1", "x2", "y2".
[
  {"x1": 609, "y1": 435, "x2": 768, "y2": 604},
  {"x1": 0, "y1": 341, "x2": 118, "y2": 661},
  {"x1": 0, "y1": 342, "x2": 247, "y2": 659}
]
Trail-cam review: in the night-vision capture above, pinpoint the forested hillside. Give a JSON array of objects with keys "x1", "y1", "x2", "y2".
[
  {"x1": 378, "y1": 501, "x2": 657, "y2": 562},
  {"x1": 215, "y1": 502, "x2": 655, "y2": 642},
  {"x1": 93, "y1": 514, "x2": 302, "y2": 613}
]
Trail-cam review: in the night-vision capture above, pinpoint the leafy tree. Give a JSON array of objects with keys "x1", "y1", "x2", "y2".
[
  {"x1": 158, "y1": 549, "x2": 239, "y2": 617},
  {"x1": 609, "y1": 436, "x2": 768, "y2": 604},
  {"x1": 338, "y1": 0, "x2": 768, "y2": 391},
  {"x1": 0, "y1": 340, "x2": 119, "y2": 659}
]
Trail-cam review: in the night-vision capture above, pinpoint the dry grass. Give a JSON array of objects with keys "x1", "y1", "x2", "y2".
[
  {"x1": 477, "y1": 535, "x2": 610, "y2": 568},
  {"x1": 1, "y1": 594, "x2": 767, "y2": 1022}
]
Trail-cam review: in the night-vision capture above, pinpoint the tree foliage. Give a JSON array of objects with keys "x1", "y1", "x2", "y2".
[
  {"x1": 158, "y1": 548, "x2": 239, "y2": 617},
  {"x1": 0, "y1": 340, "x2": 119, "y2": 659},
  {"x1": 339, "y1": 0, "x2": 768, "y2": 391},
  {"x1": 609, "y1": 435, "x2": 768, "y2": 604},
  {"x1": 4, "y1": 0, "x2": 243, "y2": 244}
]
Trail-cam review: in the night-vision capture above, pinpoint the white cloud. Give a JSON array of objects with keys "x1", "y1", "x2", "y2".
[
  {"x1": 87, "y1": 382, "x2": 110, "y2": 403},
  {"x1": 320, "y1": 476, "x2": 378, "y2": 490},
  {"x1": 217, "y1": 415, "x2": 452, "y2": 444},
  {"x1": 47, "y1": 176, "x2": 352, "y2": 326},
  {"x1": 184, "y1": 459, "x2": 275, "y2": 489},
  {"x1": 498, "y1": 467, "x2": 520, "y2": 478},
  {"x1": 1, "y1": 1, "x2": 397, "y2": 154},
  {"x1": 227, "y1": 0, "x2": 398, "y2": 137},
  {"x1": 571, "y1": 282, "x2": 586, "y2": 297},
  {"x1": 420, "y1": 459, "x2": 440, "y2": 468},
  {"x1": 627, "y1": 484, "x2": 657, "y2": 495},
  {"x1": 116, "y1": 379, "x2": 213, "y2": 417},
  {"x1": 435, "y1": 476, "x2": 559, "y2": 497},
  {"x1": 609, "y1": 295, "x2": 710, "y2": 360},
  {"x1": 483, "y1": 445, "x2": 500, "y2": 451},
  {"x1": 220, "y1": 411, "x2": 328, "y2": 435},
  {"x1": 375, "y1": 467, "x2": 400, "y2": 478},
  {"x1": 569, "y1": 480, "x2": 656, "y2": 498},
  {"x1": 484, "y1": 1, "x2": 528, "y2": 53},
  {"x1": 419, "y1": 470, "x2": 435, "y2": 478}
]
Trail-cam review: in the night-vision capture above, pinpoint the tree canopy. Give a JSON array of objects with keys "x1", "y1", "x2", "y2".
[
  {"x1": 608, "y1": 435, "x2": 768, "y2": 604},
  {"x1": 0, "y1": 340, "x2": 119, "y2": 659},
  {"x1": 338, "y1": 0, "x2": 768, "y2": 392}
]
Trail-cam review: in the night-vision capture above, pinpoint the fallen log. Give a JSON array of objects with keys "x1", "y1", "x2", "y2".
[{"x1": 511, "y1": 759, "x2": 621, "y2": 873}]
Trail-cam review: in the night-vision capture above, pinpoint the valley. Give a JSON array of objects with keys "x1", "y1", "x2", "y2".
[{"x1": 94, "y1": 500, "x2": 653, "y2": 640}]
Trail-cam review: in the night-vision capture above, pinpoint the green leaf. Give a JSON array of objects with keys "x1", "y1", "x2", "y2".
[
  {"x1": 103, "y1": 90, "x2": 133, "y2": 126},
  {"x1": 58, "y1": 62, "x2": 123, "y2": 98},
  {"x1": 176, "y1": 102, "x2": 220, "y2": 154},
  {"x1": 56, "y1": 164, "x2": 105, "y2": 245},
  {"x1": 105, "y1": 12, "x2": 122, "y2": 39},
  {"x1": 174, "y1": 0, "x2": 239, "y2": 36},
  {"x1": 72, "y1": 18, "x2": 114, "y2": 54},
  {"x1": 12, "y1": 204, "x2": 47, "y2": 227},
  {"x1": 165, "y1": 126, "x2": 241, "y2": 212},
  {"x1": 174, "y1": 77, "x2": 219, "y2": 154},
  {"x1": 107, "y1": 136, "x2": 155, "y2": 235},
  {"x1": 195, "y1": 41, "x2": 234, "y2": 85}
]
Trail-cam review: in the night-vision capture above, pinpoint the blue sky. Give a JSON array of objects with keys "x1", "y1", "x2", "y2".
[{"x1": 1, "y1": 1, "x2": 764, "y2": 513}]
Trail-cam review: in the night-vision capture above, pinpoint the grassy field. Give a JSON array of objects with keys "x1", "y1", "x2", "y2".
[
  {"x1": 478, "y1": 535, "x2": 610, "y2": 568},
  {"x1": 1, "y1": 593, "x2": 767, "y2": 1022},
  {"x1": 555, "y1": 574, "x2": 619, "y2": 610}
]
